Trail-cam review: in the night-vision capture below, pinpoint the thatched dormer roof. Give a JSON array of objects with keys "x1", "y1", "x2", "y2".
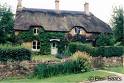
[{"x1": 14, "y1": 8, "x2": 112, "y2": 33}]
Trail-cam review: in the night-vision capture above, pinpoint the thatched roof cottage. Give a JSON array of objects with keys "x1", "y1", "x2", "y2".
[{"x1": 14, "y1": 0, "x2": 112, "y2": 55}]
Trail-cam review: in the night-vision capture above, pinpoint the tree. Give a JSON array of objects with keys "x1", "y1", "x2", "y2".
[
  {"x1": 111, "y1": 7, "x2": 124, "y2": 45},
  {"x1": 0, "y1": 4, "x2": 14, "y2": 44},
  {"x1": 96, "y1": 33, "x2": 115, "y2": 46}
]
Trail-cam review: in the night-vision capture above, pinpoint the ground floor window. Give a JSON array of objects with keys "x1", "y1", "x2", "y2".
[{"x1": 32, "y1": 40, "x2": 40, "y2": 51}]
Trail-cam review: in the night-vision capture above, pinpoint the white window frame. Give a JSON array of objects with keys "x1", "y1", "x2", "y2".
[
  {"x1": 32, "y1": 40, "x2": 40, "y2": 52},
  {"x1": 33, "y1": 28, "x2": 39, "y2": 35}
]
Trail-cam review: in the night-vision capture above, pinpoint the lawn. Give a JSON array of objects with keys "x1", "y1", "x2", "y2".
[
  {"x1": 106, "y1": 66, "x2": 124, "y2": 74},
  {"x1": 32, "y1": 55, "x2": 61, "y2": 62},
  {"x1": 0, "y1": 70, "x2": 113, "y2": 83}
]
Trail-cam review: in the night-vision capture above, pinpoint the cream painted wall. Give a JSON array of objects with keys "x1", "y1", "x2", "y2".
[
  {"x1": 22, "y1": 42, "x2": 32, "y2": 49},
  {"x1": 15, "y1": 31, "x2": 20, "y2": 36}
]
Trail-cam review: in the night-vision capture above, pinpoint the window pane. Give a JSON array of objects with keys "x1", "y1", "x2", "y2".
[
  {"x1": 75, "y1": 27, "x2": 80, "y2": 34},
  {"x1": 33, "y1": 41, "x2": 36, "y2": 45},
  {"x1": 37, "y1": 41, "x2": 40, "y2": 46},
  {"x1": 37, "y1": 46, "x2": 40, "y2": 49},
  {"x1": 33, "y1": 45, "x2": 36, "y2": 49},
  {"x1": 34, "y1": 29, "x2": 36, "y2": 33},
  {"x1": 53, "y1": 43, "x2": 56, "y2": 47}
]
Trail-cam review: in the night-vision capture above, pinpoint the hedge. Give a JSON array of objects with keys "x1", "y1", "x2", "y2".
[
  {"x1": 68, "y1": 42, "x2": 124, "y2": 57},
  {"x1": 97, "y1": 46, "x2": 124, "y2": 57},
  {"x1": 0, "y1": 45, "x2": 31, "y2": 62},
  {"x1": 68, "y1": 42, "x2": 97, "y2": 56}
]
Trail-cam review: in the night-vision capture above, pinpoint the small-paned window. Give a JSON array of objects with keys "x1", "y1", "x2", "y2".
[
  {"x1": 32, "y1": 40, "x2": 40, "y2": 51},
  {"x1": 33, "y1": 28, "x2": 39, "y2": 35}
]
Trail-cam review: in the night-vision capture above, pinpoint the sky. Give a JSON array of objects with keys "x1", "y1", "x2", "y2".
[{"x1": 0, "y1": 0, "x2": 124, "y2": 24}]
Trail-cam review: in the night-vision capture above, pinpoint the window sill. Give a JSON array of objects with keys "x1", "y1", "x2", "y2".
[{"x1": 32, "y1": 49, "x2": 40, "y2": 52}]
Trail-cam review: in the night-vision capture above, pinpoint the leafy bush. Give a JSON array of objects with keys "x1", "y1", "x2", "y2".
[
  {"x1": 56, "y1": 46, "x2": 72, "y2": 59},
  {"x1": 71, "y1": 51, "x2": 91, "y2": 72},
  {"x1": 69, "y1": 42, "x2": 96, "y2": 56},
  {"x1": 97, "y1": 46, "x2": 124, "y2": 57},
  {"x1": 69, "y1": 42, "x2": 124, "y2": 57},
  {"x1": 96, "y1": 33, "x2": 115, "y2": 46},
  {"x1": 33, "y1": 52, "x2": 91, "y2": 78},
  {"x1": 0, "y1": 45, "x2": 31, "y2": 62}
]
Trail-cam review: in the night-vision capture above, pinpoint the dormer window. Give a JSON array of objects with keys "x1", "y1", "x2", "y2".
[
  {"x1": 75, "y1": 27, "x2": 80, "y2": 34},
  {"x1": 33, "y1": 28, "x2": 39, "y2": 35}
]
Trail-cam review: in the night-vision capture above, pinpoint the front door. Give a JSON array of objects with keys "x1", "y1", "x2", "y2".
[{"x1": 51, "y1": 42, "x2": 58, "y2": 55}]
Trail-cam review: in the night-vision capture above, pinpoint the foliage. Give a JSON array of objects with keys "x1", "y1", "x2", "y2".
[
  {"x1": 111, "y1": 7, "x2": 124, "y2": 45},
  {"x1": 97, "y1": 46, "x2": 124, "y2": 57},
  {"x1": 39, "y1": 31, "x2": 68, "y2": 55},
  {"x1": 0, "y1": 45, "x2": 31, "y2": 62},
  {"x1": 63, "y1": 46, "x2": 72, "y2": 57},
  {"x1": 69, "y1": 42, "x2": 124, "y2": 57},
  {"x1": 68, "y1": 42, "x2": 96, "y2": 56},
  {"x1": 17, "y1": 27, "x2": 68, "y2": 55},
  {"x1": 18, "y1": 30, "x2": 38, "y2": 42},
  {"x1": 0, "y1": 4, "x2": 14, "y2": 44},
  {"x1": 56, "y1": 46, "x2": 72, "y2": 59},
  {"x1": 0, "y1": 71, "x2": 112, "y2": 83},
  {"x1": 71, "y1": 51, "x2": 91, "y2": 72},
  {"x1": 96, "y1": 33, "x2": 115, "y2": 46},
  {"x1": 33, "y1": 53, "x2": 91, "y2": 79}
]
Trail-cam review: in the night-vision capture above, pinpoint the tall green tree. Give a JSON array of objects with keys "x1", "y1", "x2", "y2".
[
  {"x1": 0, "y1": 4, "x2": 14, "y2": 44},
  {"x1": 111, "y1": 7, "x2": 124, "y2": 45}
]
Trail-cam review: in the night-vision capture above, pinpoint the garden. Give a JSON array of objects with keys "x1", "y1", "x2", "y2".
[
  {"x1": 0, "y1": 2, "x2": 124, "y2": 83},
  {"x1": 0, "y1": 42, "x2": 123, "y2": 82}
]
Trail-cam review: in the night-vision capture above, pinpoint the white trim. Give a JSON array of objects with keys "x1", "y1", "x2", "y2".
[
  {"x1": 50, "y1": 39, "x2": 60, "y2": 42},
  {"x1": 32, "y1": 40, "x2": 40, "y2": 52},
  {"x1": 33, "y1": 28, "x2": 39, "y2": 35},
  {"x1": 32, "y1": 49, "x2": 40, "y2": 52}
]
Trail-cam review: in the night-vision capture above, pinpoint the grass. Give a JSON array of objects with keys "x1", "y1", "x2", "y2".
[
  {"x1": 0, "y1": 70, "x2": 113, "y2": 83},
  {"x1": 105, "y1": 66, "x2": 124, "y2": 74},
  {"x1": 32, "y1": 55, "x2": 61, "y2": 62}
]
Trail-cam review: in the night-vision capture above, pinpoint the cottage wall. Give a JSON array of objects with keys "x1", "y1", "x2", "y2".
[
  {"x1": 22, "y1": 42, "x2": 32, "y2": 49},
  {"x1": 69, "y1": 28, "x2": 93, "y2": 38},
  {"x1": 15, "y1": 31, "x2": 20, "y2": 36}
]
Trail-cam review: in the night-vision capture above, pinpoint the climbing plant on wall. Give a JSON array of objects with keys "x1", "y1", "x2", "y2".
[
  {"x1": 39, "y1": 31, "x2": 68, "y2": 55},
  {"x1": 17, "y1": 27, "x2": 68, "y2": 55}
]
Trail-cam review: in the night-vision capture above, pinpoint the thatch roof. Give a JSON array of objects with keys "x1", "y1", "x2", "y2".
[{"x1": 14, "y1": 8, "x2": 112, "y2": 33}]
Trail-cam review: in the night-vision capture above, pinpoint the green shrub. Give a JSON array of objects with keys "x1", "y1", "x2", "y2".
[
  {"x1": 33, "y1": 52, "x2": 91, "y2": 78},
  {"x1": 96, "y1": 33, "x2": 115, "y2": 46},
  {"x1": 68, "y1": 42, "x2": 124, "y2": 57},
  {"x1": 97, "y1": 46, "x2": 124, "y2": 57},
  {"x1": 0, "y1": 45, "x2": 31, "y2": 62},
  {"x1": 68, "y1": 42, "x2": 96, "y2": 56},
  {"x1": 71, "y1": 51, "x2": 91, "y2": 72}
]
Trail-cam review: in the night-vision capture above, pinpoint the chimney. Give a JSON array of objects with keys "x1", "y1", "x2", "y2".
[
  {"x1": 84, "y1": 2, "x2": 90, "y2": 15},
  {"x1": 17, "y1": 0, "x2": 22, "y2": 10},
  {"x1": 55, "y1": 0, "x2": 60, "y2": 14}
]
